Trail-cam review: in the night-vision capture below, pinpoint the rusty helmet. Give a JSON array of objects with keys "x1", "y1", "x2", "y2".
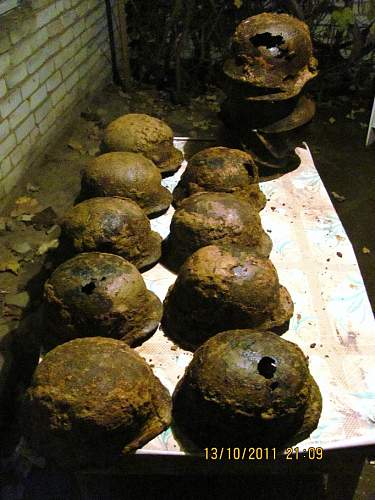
[
  {"x1": 43, "y1": 252, "x2": 162, "y2": 349},
  {"x1": 173, "y1": 329, "x2": 322, "y2": 448},
  {"x1": 223, "y1": 13, "x2": 318, "y2": 99},
  {"x1": 163, "y1": 192, "x2": 272, "y2": 272},
  {"x1": 81, "y1": 152, "x2": 172, "y2": 217},
  {"x1": 22, "y1": 337, "x2": 171, "y2": 467},
  {"x1": 104, "y1": 114, "x2": 183, "y2": 175},
  {"x1": 173, "y1": 147, "x2": 266, "y2": 210},
  {"x1": 60, "y1": 197, "x2": 161, "y2": 270},
  {"x1": 162, "y1": 244, "x2": 293, "y2": 350}
]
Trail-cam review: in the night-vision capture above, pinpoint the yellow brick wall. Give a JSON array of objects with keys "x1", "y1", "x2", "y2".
[{"x1": 0, "y1": 0, "x2": 112, "y2": 201}]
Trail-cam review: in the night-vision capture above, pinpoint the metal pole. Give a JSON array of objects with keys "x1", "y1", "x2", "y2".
[{"x1": 105, "y1": 0, "x2": 121, "y2": 85}]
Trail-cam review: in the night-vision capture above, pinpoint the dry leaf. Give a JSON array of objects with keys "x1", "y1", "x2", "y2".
[
  {"x1": 18, "y1": 214, "x2": 34, "y2": 222},
  {"x1": 11, "y1": 197, "x2": 40, "y2": 217},
  {"x1": 0, "y1": 260, "x2": 21, "y2": 275},
  {"x1": 67, "y1": 140, "x2": 85, "y2": 154},
  {"x1": 207, "y1": 101, "x2": 221, "y2": 112},
  {"x1": 331, "y1": 191, "x2": 346, "y2": 202},
  {"x1": 26, "y1": 183, "x2": 40, "y2": 193},
  {"x1": 362, "y1": 247, "x2": 371, "y2": 254},
  {"x1": 36, "y1": 239, "x2": 59, "y2": 256}
]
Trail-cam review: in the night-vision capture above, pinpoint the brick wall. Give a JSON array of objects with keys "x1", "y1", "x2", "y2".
[{"x1": 0, "y1": 0, "x2": 112, "y2": 203}]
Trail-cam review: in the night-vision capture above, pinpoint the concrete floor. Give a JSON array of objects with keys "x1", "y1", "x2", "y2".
[{"x1": 0, "y1": 84, "x2": 374, "y2": 499}]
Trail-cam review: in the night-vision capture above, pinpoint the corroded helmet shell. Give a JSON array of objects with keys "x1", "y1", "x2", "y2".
[
  {"x1": 81, "y1": 152, "x2": 172, "y2": 217},
  {"x1": 162, "y1": 244, "x2": 293, "y2": 350},
  {"x1": 223, "y1": 13, "x2": 318, "y2": 100},
  {"x1": 104, "y1": 114, "x2": 183, "y2": 175},
  {"x1": 163, "y1": 192, "x2": 272, "y2": 272},
  {"x1": 22, "y1": 337, "x2": 171, "y2": 467},
  {"x1": 173, "y1": 147, "x2": 266, "y2": 210},
  {"x1": 43, "y1": 252, "x2": 162, "y2": 349},
  {"x1": 60, "y1": 197, "x2": 161, "y2": 270},
  {"x1": 173, "y1": 329, "x2": 322, "y2": 448}
]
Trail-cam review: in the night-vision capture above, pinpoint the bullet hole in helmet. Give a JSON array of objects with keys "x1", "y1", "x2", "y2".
[
  {"x1": 81, "y1": 282, "x2": 96, "y2": 295},
  {"x1": 243, "y1": 162, "x2": 256, "y2": 177},
  {"x1": 234, "y1": 54, "x2": 247, "y2": 66},
  {"x1": 250, "y1": 33, "x2": 289, "y2": 59},
  {"x1": 257, "y1": 356, "x2": 277, "y2": 379}
]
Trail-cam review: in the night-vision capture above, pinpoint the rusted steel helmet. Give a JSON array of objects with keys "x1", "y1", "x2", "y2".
[
  {"x1": 221, "y1": 94, "x2": 316, "y2": 173},
  {"x1": 43, "y1": 252, "x2": 162, "y2": 349},
  {"x1": 60, "y1": 197, "x2": 161, "y2": 270},
  {"x1": 222, "y1": 93, "x2": 316, "y2": 133},
  {"x1": 103, "y1": 114, "x2": 183, "y2": 175},
  {"x1": 173, "y1": 329, "x2": 322, "y2": 448},
  {"x1": 223, "y1": 13, "x2": 318, "y2": 99},
  {"x1": 163, "y1": 192, "x2": 272, "y2": 272},
  {"x1": 173, "y1": 147, "x2": 266, "y2": 210},
  {"x1": 162, "y1": 245, "x2": 293, "y2": 350},
  {"x1": 81, "y1": 152, "x2": 172, "y2": 217},
  {"x1": 22, "y1": 337, "x2": 171, "y2": 467}
]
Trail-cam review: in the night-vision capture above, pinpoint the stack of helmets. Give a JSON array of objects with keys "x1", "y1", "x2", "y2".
[
  {"x1": 221, "y1": 13, "x2": 318, "y2": 171},
  {"x1": 23, "y1": 113, "x2": 187, "y2": 463},
  {"x1": 24, "y1": 112, "x2": 178, "y2": 462}
]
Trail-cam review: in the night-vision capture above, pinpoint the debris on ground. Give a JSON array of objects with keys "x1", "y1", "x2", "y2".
[
  {"x1": 67, "y1": 139, "x2": 85, "y2": 154},
  {"x1": 5, "y1": 218, "x2": 18, "y2": 232},
  {"x1": 0, "y1": 260, "x2": 21, "y2": 275},
  {"x1": 4, "y1": 291, "x2": 30, "y2": 309},
  {"x1": 81, "y1": 110, "x2": 101, "y2": 122},
  {"x1": 192, "y1": 119, "x2": 211, "y2": 130},
  {"x1": 87, "y1": 145, "x2": 101, "y2": 157},
  {"x1": 26, "y1": 183, "x2": 40, "y2": 193},
  {"x1": 10, "y1": 242, "x2": 32, "y2": 255},
  {"x1": 346, "y1": 108, "x2": 366, "y2": 120},
  {"x1": 86, "y1": 123, "x2": 101, "y2": 141},
  {"x1": 0, "y1": 321, "x2": 14, "y2": 342},
  {"x1": 18, "y1": 214, "x2": 34, "y2": 222},
  {"x1": 31, "y1": 207, "x2": 57, "y2": 230},
  {"x1": 362, "y1": 247, "x2": 371, "y2": 254},
  {"x1": 10, "y1": 197, "x2": 40, "y2": 218},
  {"x1": 331, "y1": 191, "x2": 346, "y2": 202},
  {"x1": 46, "y1": 225, "x2": 60, "y2": 238},
  {"x1": 36, "y1": 239, "x2": 59, "y2": 256},
  {"x1": 328, "y1": 117, "x2": 336, "y2": 124}
]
